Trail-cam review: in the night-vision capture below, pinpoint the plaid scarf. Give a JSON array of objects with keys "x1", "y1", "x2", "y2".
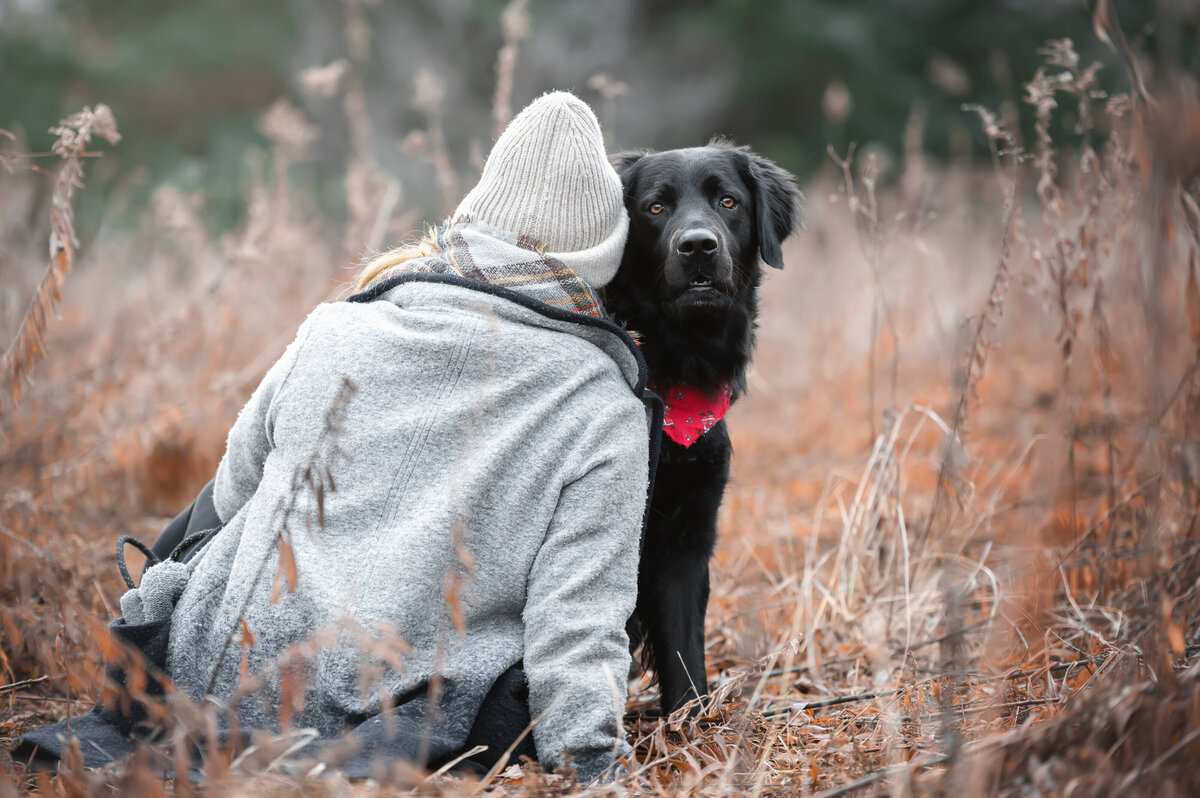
[{"x1": 370, "y1": 219, "x2": 604, "y2": 318}]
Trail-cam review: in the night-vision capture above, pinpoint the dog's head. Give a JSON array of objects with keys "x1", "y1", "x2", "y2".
[{"x1": 608, "y1": 141, "x2": 802, "y2": 324}]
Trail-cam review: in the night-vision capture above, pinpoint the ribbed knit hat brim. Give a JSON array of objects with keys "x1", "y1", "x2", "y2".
[{"x1": 454, "y1": 91, "x2": 628, "y2": 289}]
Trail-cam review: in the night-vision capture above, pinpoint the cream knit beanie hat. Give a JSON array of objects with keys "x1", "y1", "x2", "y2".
[{"x1": 453, "y1": 91, "x2": 629, "y2": 289}]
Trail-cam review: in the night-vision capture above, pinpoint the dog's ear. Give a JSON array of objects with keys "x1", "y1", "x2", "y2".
[
  {"x1": 609, "y1": 150, "x2": 648, "y2": 186},
  {"x1": 747, "y1": 151, "x2": 802, "y2": 269}
]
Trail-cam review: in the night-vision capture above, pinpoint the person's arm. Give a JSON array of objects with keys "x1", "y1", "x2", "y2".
[
  {"x1": 212, "y1": 307, "x2": 322, "y2": 523},
  {"x1": 522, "y1": 398, "x2": 649, "y2": 783}
]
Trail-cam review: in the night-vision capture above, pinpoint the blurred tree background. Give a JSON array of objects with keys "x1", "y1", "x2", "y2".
[{"x1": 0, "y1": 0, "x2": 1186, "y2": 234}]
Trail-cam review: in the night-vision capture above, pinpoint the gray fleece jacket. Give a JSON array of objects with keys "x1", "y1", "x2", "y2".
[{"x1": 161, "y1": 274, "x2": 651, "y2": 781}]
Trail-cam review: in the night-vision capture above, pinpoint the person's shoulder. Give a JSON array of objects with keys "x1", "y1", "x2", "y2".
[
  {"x1": 524, "y1": 326, "x2": 635, "y2": 385},
  {"x1": 539, "y1": 338, "x2": 647, "y2": 426},
  {"x1": 298, "y1": 298, "x2": 399, "y2": 340},
  {"x1": 293, "y1": 300, "x2": 348, "y2": 331}
]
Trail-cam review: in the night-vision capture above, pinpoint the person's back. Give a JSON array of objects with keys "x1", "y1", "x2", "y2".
[{"x1": 170, "y1": 272, "x2": 650, "y2": 777}]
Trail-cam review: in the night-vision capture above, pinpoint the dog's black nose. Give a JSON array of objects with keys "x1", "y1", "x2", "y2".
[{"x1": 677, "y1": 228, "x2": 719, "y2": 258}]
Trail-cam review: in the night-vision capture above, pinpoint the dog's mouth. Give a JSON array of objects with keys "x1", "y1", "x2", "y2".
[
  {"x1": 667, "y1": 277, "x2": 734, "y2": 319},
  {"x1": 679, "y1": 273, "x2": 734, "y2": 298},
  {"x1": 658, "y1": 251, "x2": 737, "y2": 319}
]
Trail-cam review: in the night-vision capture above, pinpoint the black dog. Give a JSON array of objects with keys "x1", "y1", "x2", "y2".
[{"x1": 604, "y1": 141, "x2": 802, "y2": 715}]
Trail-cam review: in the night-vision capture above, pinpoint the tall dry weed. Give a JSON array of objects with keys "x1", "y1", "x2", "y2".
[{"x1": 1, "y1": 105, "x2": 120, "y2": 415}]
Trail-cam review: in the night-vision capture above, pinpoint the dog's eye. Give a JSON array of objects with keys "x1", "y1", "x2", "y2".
[
  {"x1": 720, "y1": 195, "x2": 737, "y2": 209},
  {"x1": 648, "y1": 202, "x2": 664, "y2": 215}
]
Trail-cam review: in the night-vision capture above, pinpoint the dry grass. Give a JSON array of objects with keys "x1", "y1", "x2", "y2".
[
  {"x1": 1, "y1": 104, "x2": 120, "y2": 415},
  {"x1": 3, "y1": 7, "x2": 1200, "y2": 796}
]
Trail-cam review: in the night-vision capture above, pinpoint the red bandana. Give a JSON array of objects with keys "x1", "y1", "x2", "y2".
[{"x1": 653, "y1": 382, "x2": 733, "y2": 448}]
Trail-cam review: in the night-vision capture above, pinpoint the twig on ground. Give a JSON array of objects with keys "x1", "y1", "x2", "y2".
[{"x1": 0, "y1": 675, "x2": 49, "y2": 694}]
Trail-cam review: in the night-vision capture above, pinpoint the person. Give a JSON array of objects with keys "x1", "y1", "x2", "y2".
[{"x1": 13, "y1": 91, "x2": 659, "y2": 784}]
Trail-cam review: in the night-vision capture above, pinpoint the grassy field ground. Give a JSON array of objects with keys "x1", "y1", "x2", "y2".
[{"x1": 3, "y1": 31, "x2": 1200, "y2": 797}]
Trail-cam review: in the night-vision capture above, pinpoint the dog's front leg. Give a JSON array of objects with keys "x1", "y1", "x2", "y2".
[
  {"x1": 641, "y1": 543, "x2": 711, "y2": 714},
  {"x1": 642, "y1": 436, "x2": 728, "y2": 714}
]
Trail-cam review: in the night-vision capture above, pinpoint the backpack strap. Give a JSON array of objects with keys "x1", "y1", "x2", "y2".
[{"x1": 116, "y1": 536, "x2": 159, "y2": 589}]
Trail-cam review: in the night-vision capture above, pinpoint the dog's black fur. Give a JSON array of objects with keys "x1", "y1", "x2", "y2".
[{"x1": 604, "y1": 141, "x2": 802, "y2": 715}]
